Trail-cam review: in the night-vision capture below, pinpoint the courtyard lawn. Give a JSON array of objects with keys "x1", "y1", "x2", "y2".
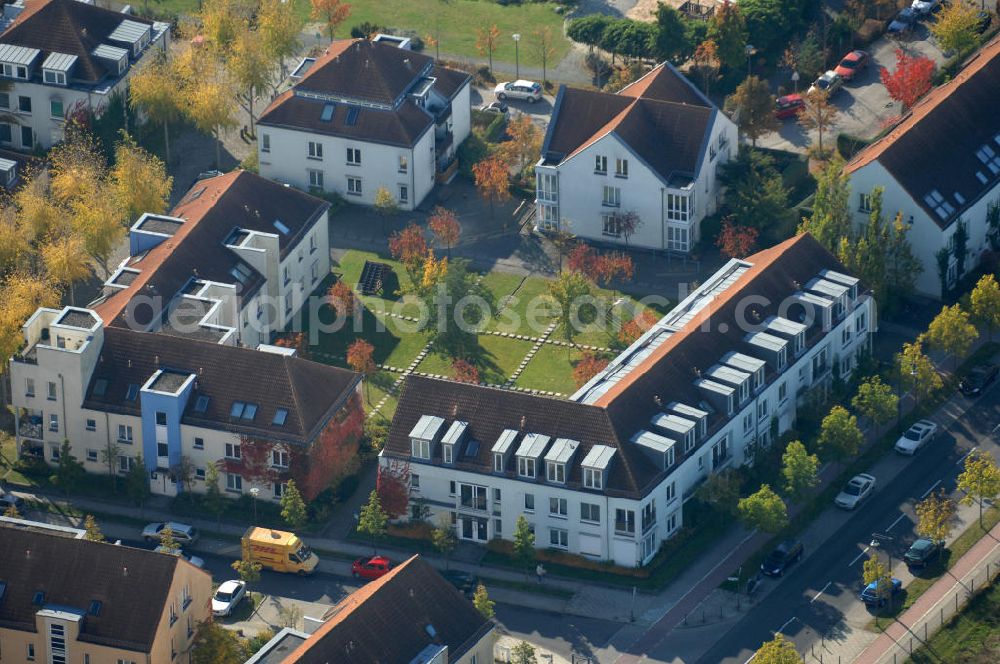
[
  {"x1": 153, "y1": 0, "x2": 570, "y2": 67},
  {"x1": 483, "y1": 272, "x2": 558, "y2": 337},
  {"x1": 334, "y1": 250, "x2": 423, "y2": 318},
  {"x1": 364, "y1": 370, "x2": 401, "y2": 420},
  {"x1": 515, "y1": 344, "x2": 603, "y2": 395},
  {"x1": 303, "y1": 301, "x2": 429, "y2": 370},
  {"x1": 415, "y1": 335, "x2": 533, "y2": 385}
]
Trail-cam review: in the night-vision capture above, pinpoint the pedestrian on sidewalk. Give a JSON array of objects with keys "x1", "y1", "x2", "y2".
[{"x1": 536, "y1": 563, "x2": 546, "y2": 583}]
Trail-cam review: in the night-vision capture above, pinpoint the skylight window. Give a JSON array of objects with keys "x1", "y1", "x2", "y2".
[
  {"x1": 242, "y1": 403, "x2": 258, "y2": 421},
  {"x1": 230, "y1": 262, "x2": 253, "y2": 283},
  {"x1": 977, "y1": 171, "x2": 989, "y2": 184},
  {"x1": 185, "y1": 187, "x2": 206, "y2": 203},
  {"x1": 923, "y1": 190, "x2": 956, "y2": 220},
  {"x1": 273, "y1": 219, "x2": 290, "y2": 235},
  {"x1": 89, "y1": 600, "x2": 102, "y2": 616},
  {"x1": 194, "y1": 395, "x2": 210, "y2": 413},
  {"x1": 32, "y1": 591, "x2": 45, "y2": 605},
  {"x1": 125, "y1": 384, "x2": 139, "y2": 401},
  {"x1": 93, "y1": 378, "x2": 108, "y2": 397},
  {"x1": 273, "y1": 408, "x2": 288, "y2": 426},
  {"x1": 0, "y1": 581, "x2": 6, "y2": 602},
  {"x1": 320, "y1": 103, "x2": 335, "y2": 122},
  {"x1": 346, "y1": 107, "x2": 360, "y2": 126},
  {"x1": 230, "y1": 401, "x2": 245, "y2": 418},
  {"x1": 975, "y1": 143, "x2": 1000, "y2": 175}
]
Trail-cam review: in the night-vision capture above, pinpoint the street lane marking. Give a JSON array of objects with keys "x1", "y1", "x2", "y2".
[
  {"x1": 921, "y1": 479, "x2": 943, "y2": 499},
  {"x1": 886, "y1": 513, "x2": 907, "y2": 532},
  {"x1": 957, "y1": 446, "x2": 978, "y2": 466},
  {"x1": 810, "y1": 582, "x2": 832, "y2": 603},
  {"x1": 849, "y1": 546, "x2": 871, "y2": 566},
  {"x1": 776, "y1": 617, "x2": 797, "y2": 634},
  {"x1": 743, "y1": 654, "x2": 757, "y2": 664}
]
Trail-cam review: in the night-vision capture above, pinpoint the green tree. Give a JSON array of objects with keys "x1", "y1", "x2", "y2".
[
  {"x1": 473, "y1": 582, "x2": 495, "y2": 619},
  {"x1": 925, "y1": 304, "x2": 978, "y2": 370},
  {"x1": 511, "y1": 641, "x2": 538, "y2": 664},
  {"x1": 697, "y1": 468, "x2": 742, "y2": 516},
  {"x1": 851, "y1": 376, "x2": 898, "y2": 432},
  {"x1": 279, "y1": 479, "x2": 308, "y2": 529},
  {"x1": 567, "y1": 15, "x2": 615, "y2": 51},
  {"x1": 204, "y1": 463, "x2": 227, "y2": 532},
  {"x1": 125, "y1": 454, "x2": 150, "y2": 513},
  {"x1": 419, "y1": 258, "x2": 494, "y2": 358},
  {"x1": 708, "y1": 0, "x2": 748, "y2": 73},
  {"x1": 432, "y1": 519, "x2": 457, "y2": 569},
  {"x1": 798, "y1": 154, "x2": 851, "y2": 253},
  {"x1": 549, "y1": 271, "x2": 594, "y2": 347},
  {"x1": 971, "y1": 274, "x2": 1000, "y2": 341},
  {"x1": 957, "y1": 451, "x2": 1000, "y2": 528},
  {"x1": 884, "y1": 211, "x2": 922, "y2": 309},
  {"x1": 513, "y1": 515, "x2": 536, "y2": 575},
  {"x1": 83, "y1": 514, "x2": 104, "y2": 542},
  {"x1": 725, "y1": 75, "x2": 780, "y2": 147},
  {"x1": 931, "y1": 1, "x2": 982, "y2": 55},
  {"x1": 740, "y1": 0, "x2": 797, "y2": 55},
  {"x1": 358, "y1": 490, "x2": 388, "y2": 553},
  {"x1": 755, "y1": 633, "x2": 804, "y2": 664},
  {"x1": 3, "y1": 502, "x2": 22, "y2": 518},
  {"x1": 191, "y1": 619, "x2": 244, "y2": 664},
  {"x1": 817, "y1": 406, "x2": 863, "y2": 462},
  {"x1": 52, "y1": 440, "x2": 85, "y2": 494},
  {"x1": 915, "y1": 489, "x2": 956, "y2": 543},
  {"x1": 897, "y1": 341, "x2": 942, "y2": 404},
  {"x1": 781, "y1": 440, "x2": 819, "y2": 502},
  {"x1": 862, "y1": 554, "x2": 892, "y2": 625},
  {"x1": 99, "y1": 440, "x2": 122, "y2": 493},
  {"x1": 231, "y1": 556, "x2": 263, "y2": 588},
  {"x1": 159, "y1": 524, "x2": 179, "y2": 552},
  {"x1": 737, "y1": 484, "x2": 788, "y2": 533},
  {"x1": 720, "y1": 149, "x2": 790, "y2": 233},
  {"x1": 654, "y1": 4, "x2": 694, "y2": 64}
]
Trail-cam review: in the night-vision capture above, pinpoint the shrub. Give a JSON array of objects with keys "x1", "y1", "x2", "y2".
[
  {"x1": 457, "y1": 133, "x2": 488, "y2": 179},
  {"x1": 350, "y1": 22, "x2": 384, "y2": 38}
]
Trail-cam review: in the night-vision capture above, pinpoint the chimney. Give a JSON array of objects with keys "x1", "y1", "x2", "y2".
[
  {"x1": 154, "y1": 355, "x2": 159, "y2": 366},
  {"x1": 519, "y1": 415, "x2": 526, "y2": 430},
  {"x1": 128, "y1": 359, "x2": 132, "y2": 368}
]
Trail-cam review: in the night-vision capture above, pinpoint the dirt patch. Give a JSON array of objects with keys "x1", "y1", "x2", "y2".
[{"x1": 627, "y1": 0, "x2": 692, "y2": 22}]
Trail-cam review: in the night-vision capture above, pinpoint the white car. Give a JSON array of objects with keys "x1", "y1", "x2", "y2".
[
  {"x1": 142, "y1": 521, "x2": 199, "y2": 544},
  {"x1": 911, "y1": 0, "x2": 939, "y2": 15},
  {"x1": 494, "y1": 80, "x2": 543, "y2": 103},
  {"x1": 212, "y1": 580, "x2": 247, "y2": 617},
  {"x1": 894, "y1": 419, "x2": 938, "y2": 455},
  {"x1": 154, "y1": 545, "x2": 205, "y2": 569},
  {"x1": 834, "y1": 473, "x2": 876, "y2": 510}
]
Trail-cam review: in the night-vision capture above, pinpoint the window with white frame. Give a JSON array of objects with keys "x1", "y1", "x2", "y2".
[
  {"x1": 666, "y1": 193, "x2": 689, "y2": 222},
  {"x1": 549, "y1": 497, "x2": 567, "y2": 517},
  {"x1": 398, "y1": 155, "x2": 408, "y2": 173},
  {"x1": 347, "y1": 176, "x2": 362, "y2": 196},
  {"x1": 524, "y1": 493, "x2": 534, "y2": 511},
  {"x1": 308, "y1": 169, "x2": 324, "y2": 189},
  {"x1": 460, "y1": 484, "x2": 487, "y2": 511},
  {"x1": 615, "y1": 508, "x2": 635, "y2": 535},
  {"x1": 665, "y1": 511, "x2": 678, "y2": 534},
  {"x1": 411, "y1": 438, "x2": 430, "y2": 459},
  {"x1": 399, "y1": 185, "x2": 408, "y2": 204},
  {"x1": 538, "y1": 203, "x2": 558, "y2": 230},
  {"x1": 712, "y1": 435, "x2": 730, "y2": 469},
  {"x1": 225, "y1": 442, "x2": 241, "y2": 459},
  {"x1": 665, "y1": 480, "x2": 676, "y2": 504},
  {"x1": 856, "y1": 311, "x2": 867, "y2": 334},
  {"x1": 308, "y1": 141, "x2": 323, "y2": 159},
  {"x1": 859, "y1": 193, "x2": 872, "y2": 213},
  {"x1": 583, "y1": 467, "x2": 602, "y2": 489},
  {"x1": 195, "y1": 468, "x2": 205, "y2": 480},
  {"x1": 666, "y1": 226, "x2": 688, "y2": 252},
  {"x1": 546, "y1": 461, "x2": 566, "y2": 483},
  {"x1": 602, "y1": 185, "x2": 620, "y2": 207},
  {"x1": 493, "y1": 452, "x2": 504, "y2": 472},
  {"x1": 743, "y1": 412, "x2": 753, "y2": 433},
  {"x1": 641, "y1": 500, "x2": 656, "y2": 532},
  {"x1": 261, "y1": 133, "x2": 270, "y2": 152},
  {"x1": 86, "y1": 418, "x2": 96, "y2": 431},
  {"x1": 778, "y1": 381, "x2": 788, "y2": 403},
  {"x1": 757, "y1": 398, "x2": 768, "y2": 421},
  {"x1": 272, "y1": 449, "x2": 289, "y2": 468},
  {"x1": 411, "y1": 473, "x2": 420, "y2": 489},
  {"x1": 615, "y1": 158, "x2": 629, "y2": 177},
  {"x1": 47, "y1": 381, "x2": 57, "y2": 399},
  {"x1": 346, "y1": 147, "x2": 361, "y2": 165},
  {"x1": 517, "y1": 456, "x2": 536, "y2": 478},
  {"x1": 580, "y1": 502, "x2": 600, "y2": 523},
  {"x1": 602, "y1": 212, "x2": 620, "y2": 237},
  {"x1": 842, "y1": 327, "x2": 851, "y2": 346},
  {"x1": 442, "y1": 443, "x2": 453, "y2": 464},
  {"x1": 549, "y1": 527, "x2": 568, "y2": 548},
  {"x1": 118, "y1": 455, "x2": 134, "y2": 472},
  {"x1": 595, "y1": 155, "x2": 607, "y2": 173},
  {"x1": 49, "y1": 414, "x2": 58, "y2": 432},
  {"x1": 537, "y1": 172, "x2": 557, "y2": 202},
  {"x1": 226, "y1": 473, "x2": 242, "y2": 492},
  {"x1": 50, "y1": 444, "x2": 60, "y2": 460},
  {"x1": 86, "y1": 449, "x2": 98, "y2": 462},
  {"x1": 24, "y1": 377, "x2": 34, "y2": 396}
]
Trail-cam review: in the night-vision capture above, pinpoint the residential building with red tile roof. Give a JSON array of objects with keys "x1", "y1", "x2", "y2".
[
  {"x1": 257, "y1": 37, "x2": 472, "y2": 211},
  {"x1": 844, "y1": 35, "x2": 1000, "y2": 298},
  {"x1": 534, "y1": 62, "x2": 737, "y2": 254},
  {"x1": 382, "y1": 234, "x2": 875, "y2": 566}
]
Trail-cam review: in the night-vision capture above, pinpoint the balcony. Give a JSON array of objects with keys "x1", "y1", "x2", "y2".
[
  {"x1": 18, "y1": 416, "x2": 43, "y2": 440},
  {"x1": 435, "y1": 130, "x2": 454, "y2": 156},
  {"x1": 13, "y1": 346, "x2": 37, "y2": 364}
]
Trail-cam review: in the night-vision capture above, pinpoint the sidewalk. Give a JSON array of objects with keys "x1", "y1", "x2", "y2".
[{"x1": 855, "y1": 520, "x2": 1000, "y2": 664}]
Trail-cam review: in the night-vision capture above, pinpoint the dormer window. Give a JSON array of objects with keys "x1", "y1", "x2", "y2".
[
  {"x1": 518, "y1": 456, "x2": 536, "y2": 478},
  {"x1": 739, "y1": 380, "x2": 749, "y2": 404},
  {"x1": 442, "y1": 443, "x2": 453, "y2": 464},
  {"x1": 777, "y1": 346, "x2": 787, "y2": 370},
  {"x1": 546, "y1": 461, "x2": 565, "y2": 484},
  {"x1": 583, "y1": 467, "x2": 602, "y2": 489},
  {"x1": 493, "y1": 452, "x2": 504, "y2": 472},
  {"x1": 684, "y1": 430, "x2": 695, "y2": 453},
  {"x1": 794, "y1": 331, "x2": 805, "y2": 355},
  {"x1": 727, "y1": 394, "x2": 734, "y2": 416},
  {"x1": 412, "y1": 438, "x2": 430, "y2": 460},
  {"x1": 43, "y1": 70, "x2": 66, "y2": 85},
  {"x1": 1, "y1": 64, "x2": 28, "y2": 79}
]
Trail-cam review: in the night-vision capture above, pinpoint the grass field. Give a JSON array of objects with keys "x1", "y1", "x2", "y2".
[
  {"x1": 153, "y1": 0, "x2": 571, "y2": 67},
  {"x1": 515, "y1": 344, "x2": 590, "y2": 395},
  {"x1": 416, "y1": 335, "x2": 532, "y2": 384},
  {"x1": 908, "y1": 566, "x2": 1000, "y2": 663}
]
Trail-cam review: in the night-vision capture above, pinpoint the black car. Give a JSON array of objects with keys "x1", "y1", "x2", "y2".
[
  {"x1": 440, "y1": 570, "x2": 478, "y2": 598},
  {"x1": 959, "y1": 364, "x2": 998, "y2": 396},
  {"x1": 975, "y1": 10, "x2": 992, "y2": 34},
  {"x1": 904, "y1": 538, "x2": 941, "y2": 568},
  {"x1": 760, "y1": 539, "x2": 804, "y2": 576}
]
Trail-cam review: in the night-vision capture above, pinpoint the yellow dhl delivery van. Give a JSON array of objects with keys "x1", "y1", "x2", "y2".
[{"x1": 241, "y1": 527, "x2": 319, "y2": 575}]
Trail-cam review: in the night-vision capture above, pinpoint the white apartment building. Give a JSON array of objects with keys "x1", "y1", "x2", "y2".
[
  {"x1": 257, "y1": 37, "x2": 472, "y2": 211},
  {"x1": 382, "y1": 234, "x2": 876, "y2": 567},
  {"x1": 845, "y1": 35, "x2": 1000, "y2": 298},
  {"x1": 535, "y1": 63, "x2": 738, "y2": 254},
  {"x1": 0, "y1": 0, "x2": 169, "y2": 150}
]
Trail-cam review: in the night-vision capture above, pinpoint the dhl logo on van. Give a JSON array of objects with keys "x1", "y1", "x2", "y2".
[{"x1": 251, "y1": 544, "x2": 281, "y2": 555}]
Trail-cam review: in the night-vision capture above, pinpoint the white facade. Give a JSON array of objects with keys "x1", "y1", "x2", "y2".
[{"x1": 847, "y1": 160, "x2": 1000, "y2": 297}]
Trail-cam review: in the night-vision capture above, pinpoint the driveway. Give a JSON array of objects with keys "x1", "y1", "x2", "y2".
[
  {"x1": 761, "y1": 22, "x2": 948, "y2": 152},
  {"x1": 472, "y1": 86, "x2": 555, "y2": 135}
]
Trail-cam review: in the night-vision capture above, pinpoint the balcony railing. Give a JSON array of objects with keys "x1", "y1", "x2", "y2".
[{"x1": 18, "y1": 418, "x2": 42, "y2": 440}]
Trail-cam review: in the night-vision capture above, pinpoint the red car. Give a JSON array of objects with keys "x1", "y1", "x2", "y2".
[
  {"x1": 352, "y1": 556, "x2": 392, "y2": 581},
  {"x1": 834, "y1": 50, "x2": 869, "y2": 81},
  {"x1": 775, "y1": 94, "x2": 805, "y2": 120}
]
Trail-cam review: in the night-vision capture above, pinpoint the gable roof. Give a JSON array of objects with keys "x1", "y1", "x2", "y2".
[
  {"x1": 0, "y1": 0, "x2": 154, "y2": 83},
  {"x1": 541, "y1": 62, "x2": 716, "y2": 184},
  {"x1": 0, "y1": 526, "x2": 202, "y2": 652},
  {"x1": 285, "y1": 556, "x2": 492, "y2": 663},
  {"x1": 844, "y1": 35, "x2": 1000, "y2": 229},
  {"x1": 93, "y1": 170, "x2": 329, "y2": 329},
  {"x1": 82, "y1": 326, "x2": 360, "y2": 444}
]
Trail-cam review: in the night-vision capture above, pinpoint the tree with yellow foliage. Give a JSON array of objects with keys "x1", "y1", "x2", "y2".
[
  {"x1": 14, "y1": 177, "x2": 63, "y2": 245},
  {"x1": 184, "y1": 58, "x2": 239, "y2": 169},
  {"x1": 129, "y1": 53, "x2": 183, "y2": 164},
  {"x1": 41, "y1": 235, "x2": 90, "y2": 305},
  {"x1": 69, "y1": 196, "x2": 126, "y2": 279},
  {"x1": 258, "y1": 0, "x2": 303, "y2": 82},
  {"x1": 109, "y1": 134, "x2": 172, "y2": 225},
  {"x1": 229, "y1": 28, "x2": 275, "y2": 136},
  {"x1": 476, "y1": 24, "x2": 501, "y2": 73},
  {"x1": 48, "y1": 131, "x2": 106, "y2": 204},
  {"x1": 0, "y1": 272, "x2": 61, "y2": 401}
]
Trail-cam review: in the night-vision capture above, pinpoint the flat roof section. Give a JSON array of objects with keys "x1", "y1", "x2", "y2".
[
  {"x1": 147, "y1": 370, "x2": 192, "y2": 394},
  {"x1": 136, "y1": 214, "x2": 185, "y2": 236},
  {"x1": 56, "y1": 309, "x2": 99, "y2": 329}
]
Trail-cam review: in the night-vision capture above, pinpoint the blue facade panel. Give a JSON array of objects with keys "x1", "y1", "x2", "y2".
[{"x1": 139, "y1": 378, "x2": 195, "y2": 474}]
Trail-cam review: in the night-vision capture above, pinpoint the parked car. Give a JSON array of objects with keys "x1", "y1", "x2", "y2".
[
  {"x1": 894, "y1": 419, "x2": 938, "y2": 455},
  {"x1": 904, "y1": 538, "x2": 942, "y2": 568},
  {"x1": 142, "y1": 521, "x2": 199, "y2": 544},
  {"x1": 959, "y1": 364, "x2": 998, "y2": 396},
  {"x1": 834, "y1": 50, "x2": 869, "y2": 81},
  {"x1": 760, "y1": 539, "x2": 805, "y2": 576},
  {"x1": 834, "y1": 473, "x2": 876, "y2": 509},
  {"x1": 212, "y1": 580, "x2": 248, "y2": 617},
  {"x1": 975, "y1": 10, "x2": 992, "y2": 34},
  {"x1": 860, "y1": 577, "x2": 903, "y2": 606},
  {"x1": 481, "y1": 100, "x2": 509, "y2": 115},
  {"x1": 0, "y1": 491, "x2": 25, "y2": 511},
  {"x1": 352, "y1": 555, "x2": 392, "y2": 581},
  {"x1": 911, "y1": 0, "x2": 939, "y2": 15},
  {"x1": 808, "y1": 71, "x2": 843, "y2": 97},
  {"x1": 775, "y1": 94, "x2": 805, "y2": 120},
  {"x1": 888, "y1": 8, "x2": 919, "y2": 35},
  {"x1": 494, "y1": 80, "x2": 543, "y2": 103},
  {"x1": 441, "y1": 569, "x2": 479, "y2": 598},
  {"x1": 154, "y1": 545, "x2": 205, "y2": 569}
]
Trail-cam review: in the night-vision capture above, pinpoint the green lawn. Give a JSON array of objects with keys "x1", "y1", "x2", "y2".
[
  {"x1": 416, "y1": 335, "x2": 532, "y2": 384},
  {"x1": 908, "y1": 565, "x2": 1000, "y2": 663},
  {"x1": 515, "y1": 344, "x2": 602, "y2": 395},
  {"x1": 153, "y1": 0, "x2": 570, "y2": 67},
  {"x1": 483, "y1": 272, "x2": 558, "y2": 337}
]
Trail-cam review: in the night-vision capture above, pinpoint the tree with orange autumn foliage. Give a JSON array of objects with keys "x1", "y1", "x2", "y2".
[
  {"x1": 346, "y1": 339, "x2": 376, "y2": 403},
  {"x1": 311, "y1": 0, "x2": 352, "y2": 40},
  {"x1": 573, "y1": 353, "x2": 610, "y2": 388},
  {"x1": 452, "y1": 358, "x2": 480, "y2": 384},
  {"x1": 291, "y1": 393, "x2": 364, "y2": 500},
  {"x1": 566, "y1": 242, "x2": 598, "y2": 279},
  {"x1": 328, "y1": 280, "x2": 357, "y2": 317},
  {"x1": 274, "y1": 332, "x2": 309, "y2": 359},
  {"x1": 472, "y1": 157, "x2": 510, "y2": 222},
  {"x1": 879, "y1": 49, "x2": 935, "y2": 114},
  {"x1": 619, "y1": 310, "x2": 659, "y2": 346},
  {"x1": 716, "y1": 218, "x2": 760, "y2": 258},
  {"x1": 592, "y1": 252, "x2": 634, "y2": 294},
  {"x1": 476, "y1": 24, "x2": 502, "y2": 72},
  {"x1": 428, "y1": 207, "x2": 461, "y2": 258},
  {"x1": 376, "y1": 459, "x2": 411, "y2": 519},
  {"x1": 388, "y1": 223, "x2": 429, "y2": 280}
]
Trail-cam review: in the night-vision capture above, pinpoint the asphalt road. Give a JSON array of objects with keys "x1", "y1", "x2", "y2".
[{"x1": 694, "y1": 384, "x2": 1000, "y2": 664}]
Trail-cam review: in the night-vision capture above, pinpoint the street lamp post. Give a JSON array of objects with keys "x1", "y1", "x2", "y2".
[
  {"x1": 870, "y1": 532, "x2": 895, "y2": 619},
  {"x1": 250, "y1": 487, "x2": 259, "y2": 522},
  {"x1": 791, "y1": 71, "x2": 800, "y2": 93},
  {"x1": 512, "y1": 33, "x2": 521, "y2": 80},
  {"x1": 745, "y1": 44, "x2": 755, "y2": 78}
]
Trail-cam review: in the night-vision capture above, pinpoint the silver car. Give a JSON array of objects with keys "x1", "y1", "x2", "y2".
[
  {"x1": 494, "y1": 80, "x2": 543, "y2": 103},
  {"x1": 894, "y1": 419, "x2": 938, "y2": 455},
  {"x1": 834, "y1": 473, "x2": 876, "y2": 509},
  {"x1": 142, "y1": 521, "x2": 199, "y2": 544}
]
